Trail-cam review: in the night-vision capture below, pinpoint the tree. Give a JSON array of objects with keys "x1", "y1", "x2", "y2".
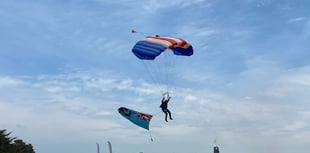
[{"x1": 0, "y1": 129, "x2": 35, "y2": 153}]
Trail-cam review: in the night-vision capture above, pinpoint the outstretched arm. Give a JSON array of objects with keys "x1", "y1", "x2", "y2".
[
  {"x1": 167, "y1": 96, "x2": 171, "y2": 102},
  {"x1": 162, "y1": 92, "x2": 170, "y2": 98}
]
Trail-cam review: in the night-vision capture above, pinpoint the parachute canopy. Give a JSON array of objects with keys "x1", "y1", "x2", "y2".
[
  {"x1": 132, "y1": 36, "x2": 193, "y2": 60},
  {"x1": 118, "y1": 107, "x2": 153, "y2": 130}
]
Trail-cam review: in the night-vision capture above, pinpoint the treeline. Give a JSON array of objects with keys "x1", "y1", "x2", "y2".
[{"x1": 0, "y1": 129, "x2": 35, "y2": 153}]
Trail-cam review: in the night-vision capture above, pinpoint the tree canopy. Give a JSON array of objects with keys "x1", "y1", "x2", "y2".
[{"x1": 0, "y1": 129, "x2": 35, "y2": 153}]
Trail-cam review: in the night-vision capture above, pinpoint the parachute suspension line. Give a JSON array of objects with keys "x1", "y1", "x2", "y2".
[
  {"x1": 144, "y1": 56, "x2": 166, "y2": 93},
  {"x1": 154, "y1": 57, "x2": 164, "y2": 88},
  {"x1": 142, "y1": 61, "x2": 155, "y2": 82},
  {"x1": 139, "y1": 58, "x2": 170, "y2": 94},
  {"x1": 152, "y1": 110, "x2": 162, "y2": 116},
  {"x1": 169, "y1": 51, "x2": 177, "y2": 92},
  {"x1": 162, "y1": 50, "x2": 177, "y2": 93},
  {"x1": 157, "y1": 55, "x2": 170, "y2": 93},
  {"x1": 163, "y1": 51, "x2": 169, "y2": 92},
  {"x1": 131, "y1": 29, "x2": 154, "y2": 36},
  {"x1": 141, "y1": 60, "x2": 160, "y2": 88},
  {"x1": 147, "y1": 109, "x2": 162, "y2": 143},
  {"x1": 148, "y1": 130, "x2": 154, "y2": 142}
]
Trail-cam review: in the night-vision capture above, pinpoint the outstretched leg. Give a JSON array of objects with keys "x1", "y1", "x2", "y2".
[
  {"x1": 167, "y1": 109, "x2": 172, "y2": 120},
  {"x1": 164, "y1": 112, "x2": 168, "y2": 122}
]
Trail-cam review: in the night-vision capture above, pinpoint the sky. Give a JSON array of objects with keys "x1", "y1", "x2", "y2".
[{"x1": 0, "y1": 0, "x2": 310, "y2": 153}]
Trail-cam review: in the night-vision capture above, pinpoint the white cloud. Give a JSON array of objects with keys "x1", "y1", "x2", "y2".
[
  {"x1": 257, "y1": 66, "x2": 310, "y2": 103},
  {"x1": 141, "y1": 0, "x2": 210, "y2": 13},
  {"x1": 278, "y1": 67, "x2": 310, "y2": 87},
  {"x1": 288, "y1": 17, "x2": 306, "y2": 23},
  {"x1": 183, "y1": 94, "x2": 197, "y2": 102},
  {"x1": 154, "y1": 124, "x2": 203, "y2": 137},
  {"x1": 281, "y1": 122, "x2": 307, "y2": 131},
  {"x1": 178, "y1": 68, "x2": 215, "y2": 83},
  {"x1": 0, "y1": 76, "x2": 24, "y2": 87},
  {"x1": 294, "y1": 131, "x2": 310, "y2": 142}
]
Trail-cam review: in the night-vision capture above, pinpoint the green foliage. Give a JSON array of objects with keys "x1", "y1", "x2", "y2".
[{"x1": 0, "y1": 130, "x2": 35, "y2": 153}]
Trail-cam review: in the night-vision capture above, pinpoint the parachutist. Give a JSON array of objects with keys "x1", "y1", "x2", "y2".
[{"x1": 160, "y1": 92, "x2": 173, "y2": 122}]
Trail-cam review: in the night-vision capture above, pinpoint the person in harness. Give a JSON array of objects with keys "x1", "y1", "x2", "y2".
[{"x1": 160, "y1": 92, "x2": 173, "y2": 122}]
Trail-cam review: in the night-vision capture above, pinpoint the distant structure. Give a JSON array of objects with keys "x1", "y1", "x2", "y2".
[
  {"x1": 96, "y1": 141, "x2": 112, "y2": 153},
  {"x1": 213, "y1": 146, "x2": 220, "y2": 153},
  {"x1": 213, "y1": 139, "x2": 220, "y2": 153},
  {"x1": 107, "y1": 141, "x2": 112, "y2": 153},
  {"x1": 96, "y1": 142, "x2": 100, "y2": 153}
]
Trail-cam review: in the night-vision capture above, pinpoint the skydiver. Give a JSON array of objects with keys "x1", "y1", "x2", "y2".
[{"x1": 160, "y1": 92, "x2": 173, "y2": 122}]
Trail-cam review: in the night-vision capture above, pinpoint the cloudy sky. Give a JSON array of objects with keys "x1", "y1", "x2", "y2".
[{"x1": 1, "y1": 0, "x2": 310, "y2": 153}]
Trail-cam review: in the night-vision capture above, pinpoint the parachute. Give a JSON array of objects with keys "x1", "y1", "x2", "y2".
[
  {"x1": 131, "y1": 34, "x2": 194, "y2": 92},
  {"x1": 132, "y1": 36, "x2": 193, "y2": 60},
  {"x1": 118, "y1": 107, "x2": 153, "y2": 130}
]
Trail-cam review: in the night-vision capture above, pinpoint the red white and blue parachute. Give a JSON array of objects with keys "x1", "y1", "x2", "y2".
[
  {"x1": 132, "y1": 36, "x2": 193, "y2": 60},
  {"x1": 131, "y1": 30, "x2": 194, "y2": 92}
]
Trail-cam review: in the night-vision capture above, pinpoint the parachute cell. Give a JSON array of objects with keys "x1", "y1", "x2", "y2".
[
  {"x1": 118, "y1": 107, "x2": 153, "y2": 130},
  {"x1": 132, "y1": 36, "x2": 193, "y2": 60}
]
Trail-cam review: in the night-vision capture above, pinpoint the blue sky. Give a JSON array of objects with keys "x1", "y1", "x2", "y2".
[{"x1": 1, "y1": 0, "x2": 310, "y2": 153}]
